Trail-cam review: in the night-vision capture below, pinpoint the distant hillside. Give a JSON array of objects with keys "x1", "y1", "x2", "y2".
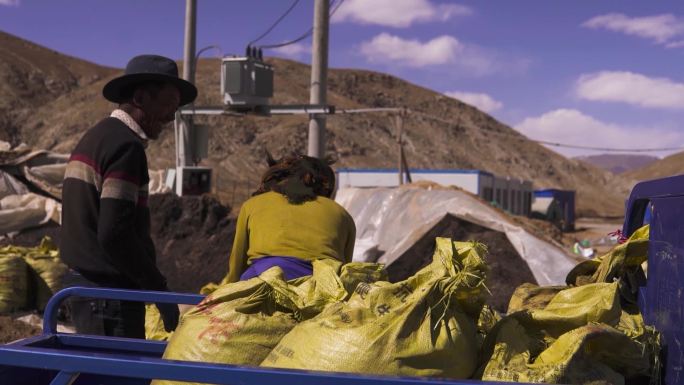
[
  {"x1": 574, "y1": 154, "x2": 658, "y2": 174},
  {"x1": 624, "y1": 151, "x2": 684, "y2": 182},
  {"x1": 0, "y1": 31, "x2": 116, "y2": 144},
  {"x1": 0, "y1": 30, "x2": 632, "y2": 216}
]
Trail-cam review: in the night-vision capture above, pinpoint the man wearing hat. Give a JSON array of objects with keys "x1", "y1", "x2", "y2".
[{"x1": 60, "y1": 55, "x2": 197, "y2": 338}]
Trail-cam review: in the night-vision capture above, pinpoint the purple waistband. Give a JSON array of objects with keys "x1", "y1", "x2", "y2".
[{"x1": 240, "y1": 256, "x2": 313, "y2": 281}]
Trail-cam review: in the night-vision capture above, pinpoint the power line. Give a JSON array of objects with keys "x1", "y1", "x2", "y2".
[
  {"x1": 259, "y1": 0, "x2": 346, "y2": 50},
  {"x1": 331, "y1": 0, "x2": 346, "y2": 16},
  {"x1": 194, "y1": 44, "x2": 222, "y2": 63},
  {"x1": 332, "y1": 108, "x2": 683, "y2": 154},
  {"x1": 258, "y1": 26, "x2": 313, "y2": 50},
  {"x1": 533, "y1": 140, "x2": 684, "y2": 153},
  {"x1": 248, "y1": 0, "x2": 301, "y2": 46},
  {"x1": 406, "y1": 110, "x2": 684, "y2": 153}
]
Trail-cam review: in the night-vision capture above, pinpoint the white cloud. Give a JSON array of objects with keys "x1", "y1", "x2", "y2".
[
  {"x1": 582, "y1": 13, "x2": 684, "y2": 46},
  {"x1": 333, "y1": 0, "x2": 472, "y2": 28},
  {"x1": 665, "y1": 40, "x2": 684, "y2": 49},
  {"x1": 272, "y1": 43, "x2": 311, "y2": 59},
  {"x1": 576, "y1": 71, "x2": 684, "y2": 110},
  {"x1": 515, "y1": 109, "x2": 683, "y2": 157},
  {"x1": 360, "y1": 33, "x2": 462, "y2": 67},
  {"x1": 358, "y1": 33, "x2": 529, "y2": 75},
  {"x1": 445, "y1": 91, "x2": 503, "y2": 112},
  {"x1": 0, "y1": 0, "x2": 19, "y2": 6}
]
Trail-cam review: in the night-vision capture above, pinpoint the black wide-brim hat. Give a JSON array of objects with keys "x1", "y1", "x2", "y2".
[{"x1": 103, "y1": 54, "x2": 198, "y2": 106}]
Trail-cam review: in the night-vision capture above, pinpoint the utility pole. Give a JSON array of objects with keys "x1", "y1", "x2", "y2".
[
  {"x1": 307, "y1": 0, "x2": 329, "y2": 158},
  {"x1": 396, "y1": 112, "x2": 404, "y2": 185},
  {"x1": 396, "y1": 108, "x2": 411, "y2": 185},
  {"x1": 177, "y1": 0, "x2": 196, "y2": 169}
]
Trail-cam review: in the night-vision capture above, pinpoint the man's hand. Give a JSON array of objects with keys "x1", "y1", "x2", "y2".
[{"x1": 155, "y1": 303, "x2": 180, "y2": 332}]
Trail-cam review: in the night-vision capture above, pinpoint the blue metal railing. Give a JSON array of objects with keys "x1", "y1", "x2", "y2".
[{"x1": 43, "y1": 287, "x2": 204, "y2": 334}]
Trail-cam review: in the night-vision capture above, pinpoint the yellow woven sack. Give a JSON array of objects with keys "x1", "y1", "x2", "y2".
[
  {"x1": 21, "y1": 237, "x2": 68, "y2": 311},
  {"x1": 482, "y1": 321, "x2": 652, "y2": 384},
  {"x1": 200, "y1": 261, "x2": 388, "y2": 297},
  {"x1": 153, "y1": 259, "x2": 348, "y2": 385},
  {"x1": 507, "y1": 283, "x2": 566, "y2": 313},
  {"x1": 262, "y1": 238, "x2": 489, "y2": 379},
  {"x1": 152, "y1": 261, "x2": 388, "y2": 342},
  {"x1": 479, "y1": 281, "x2": 658, "y2": 384},
  {"x1": 145, "y1": 304, "x2": 177, "y2": 341},
  {"x1": 566, "y1": 225, "x2": 649, "y2": 286},
  {"x1": 339, "y1": 262, "x2": 388, "y2": 295},
  {"x1": 0, "y1": 248, "x2": 29, "y2": 314},
  {"x1": 529, "y1": 282, "x2": 621, "y2": 337}
]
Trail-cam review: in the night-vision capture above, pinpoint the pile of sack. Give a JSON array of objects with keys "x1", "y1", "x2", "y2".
[
  {"x1": 150, "y1": 239, "x2": 488, "y2": 385},
  {"x1": 148, "y1": 228, "x2": 660, "y2": 385},
  {"x1": 480, "y1": 225, "x2": 658, "y2": 384},
  {"x1": 0, "y1": 237, "x2": 68, "y2": 314}
]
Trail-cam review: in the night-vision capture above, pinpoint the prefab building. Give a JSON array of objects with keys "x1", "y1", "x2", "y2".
[
  {"x1": 493, "y1": 177, "x2": 533, "y2": 217},
  {"x1": 335, "y1": 168, "x2": 532, "y2": 216},
  {"x1": 532, "y1": 189, "x2": 576, "y2": 231}
]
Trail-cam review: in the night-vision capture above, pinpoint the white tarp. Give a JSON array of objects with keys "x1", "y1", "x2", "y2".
[
  {"x1": 0, "y1": 143, "x2": 171, "y2": 236},
  {"x1": 335, "y1": 185, "x2": 578, "y2": 286},
  {"x1": 0, "y1": 171, "x2": 29, "y2": 199},
  {"x1": 149, "y1": 170, "x2": 172, "y2": 194},
  {"x1": 0, "y1": 193, "x2": 61, "y2": 235}
]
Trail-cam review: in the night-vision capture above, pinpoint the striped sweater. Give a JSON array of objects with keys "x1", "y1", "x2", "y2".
[{"x1": 59, "y1": 117, "x2": 167, "y2": 291}]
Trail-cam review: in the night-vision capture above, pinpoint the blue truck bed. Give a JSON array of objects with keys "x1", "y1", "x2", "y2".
[{"x1": 0, "y1": 174, "x2": 682, "y2": 385}]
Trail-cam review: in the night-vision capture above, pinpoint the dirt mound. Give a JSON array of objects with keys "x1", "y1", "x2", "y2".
[
  {"x1": 386, "y1": 215, "x2": 538, "y2": 313},
  {"x1": 0, "y1": 223, "x2": 61, "y2": 248},
  {"x1": 0, "y1": 316, "x2": 41, "y2": 344},
  {"x1": 149, "y1": 193, "x2": 235, "y2": 293}
]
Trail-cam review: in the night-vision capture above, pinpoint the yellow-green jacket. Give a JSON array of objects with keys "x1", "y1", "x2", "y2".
[{"x1": 226, "y1": 191, "x2": 356, "y2": 283}]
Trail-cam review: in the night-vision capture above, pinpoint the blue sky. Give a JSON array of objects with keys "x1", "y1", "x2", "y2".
[{"x1": 2, "y1": 0, "x2": 684, "y2": 158}]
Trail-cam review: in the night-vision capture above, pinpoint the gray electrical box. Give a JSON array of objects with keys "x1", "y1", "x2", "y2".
[
  {"x1": 221, "y1": 56, "x2": 273, "y2": 108},
  {"x1": 175, "y1": 166, "x2": 212, "y2": 196}
]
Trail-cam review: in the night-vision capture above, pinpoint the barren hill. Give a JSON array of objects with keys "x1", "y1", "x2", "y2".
[
  {"x1": 623, "y1": 151, "x2": 684, "y2": 182},
  {"x1": 574, "y1": 154, "x2": 658, "y2": 175},
  {"x1": 0, "y1": 31, "x2": 116, "y2": 144},
  {"x1": 1, "y1": 31, "x2": 631, "y2": 216}
]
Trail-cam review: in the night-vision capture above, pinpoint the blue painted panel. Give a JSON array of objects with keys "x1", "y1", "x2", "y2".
[
  {"x1": 533, "y1": 189, "x2": 575, "y2": 228},
  {"x1": 644, "y1": 197, "x2": 684, "y2": 385},
  {"x1": 624, "y1": 175, "x2": 684, "y2": 385}
]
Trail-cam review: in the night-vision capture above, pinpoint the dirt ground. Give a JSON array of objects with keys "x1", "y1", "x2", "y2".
[
  {"x1": 562, "y1": 217, "x2": 625, "y2": 257},
  {"x1": 0, "y1": 316, "x2": 41, "y2": 344}
]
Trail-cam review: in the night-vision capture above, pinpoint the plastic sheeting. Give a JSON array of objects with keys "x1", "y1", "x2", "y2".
[
  {"x1": 335, "y1": 186, "x2": 578, "y2": 286},
  {"x1": 149, "y1": 170, "x2": 172, "y2": 195},
  {"x1": 0, "y1": 171, "x2": 29, "y2": 199},
  {"x1": 0, "y1": 193, "x2": 61, "y2": 235},
  {"x1": 3, "y1": 149, "x2": 69, "y2": 200},
  {"x1": 0, "y1": 143, "x2": 172, "y2": 236}
]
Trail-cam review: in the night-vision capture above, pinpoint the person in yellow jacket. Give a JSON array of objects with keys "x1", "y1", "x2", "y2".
[{"x1": 226, "y1": 153, "x2": 356, "y2": 283}]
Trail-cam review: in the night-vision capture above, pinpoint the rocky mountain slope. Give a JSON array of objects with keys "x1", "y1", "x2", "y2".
[{"x1": 623, "y1": 151, "x2": 684, "y2": 182}]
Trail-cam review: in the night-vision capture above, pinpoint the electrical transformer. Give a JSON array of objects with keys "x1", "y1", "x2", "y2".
[{"x1": 220, "y1": 56, "x2": 274, "y2": 108}]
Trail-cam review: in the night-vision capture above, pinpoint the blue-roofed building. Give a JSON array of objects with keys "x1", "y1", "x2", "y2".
[
  {"x1": 336, "y1": 168, "x2": 532, "y2": 216},
  {"x1": 531, "y1": 189, "x2": 576, "y2": 231}
]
